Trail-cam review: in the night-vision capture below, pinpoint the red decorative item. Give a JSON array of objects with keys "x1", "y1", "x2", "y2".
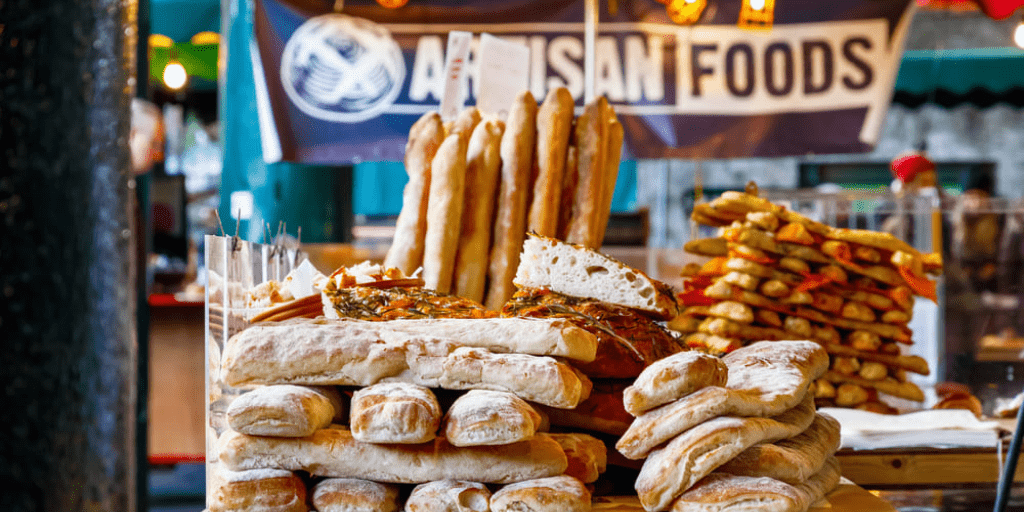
[
  {"x1": 890, "y1": 153, "x2": 936, "y2": 184},
  {"x1": 971, "y1": 0, "x2": 1024, "y2": 19}
]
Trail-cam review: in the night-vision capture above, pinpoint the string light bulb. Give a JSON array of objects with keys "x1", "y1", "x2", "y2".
[
  {"x1": 1014, "y1": 16, "x2": 1024, "y2": 49},
  {"x1": 163, "y1": 60, "x2": 187, "y2": 90}
]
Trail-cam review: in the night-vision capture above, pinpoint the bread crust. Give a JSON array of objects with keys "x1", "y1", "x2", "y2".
[
  {"x1": 624, "y1": 352, "x2": 729, "y2": 416},
  {"x1": 490, "y1": 476, "x2": 592, "y2": 512},
  {"x1": 226, "y1": 384, "x2": 335, "y2": 437},
  {"x1": 350, "y1": 382, "x2": 441, "y2": 444},
  {"x1": 453, "y1": 119, "x2": 505, "y2": 303},
  {"x1": 386, "y1": 111, "x2": 445, "y2": 275},
  {"x1": 485, "y1": 90, "x2": 538, "y2": 310},
  {"x1": 716, "y1": 413, "x2": 841, "y2": 484},
  {"x1": 565, "y1": 98, "x2": 609, "y2": 249},
  {"x1": 311, "y1": 478, "x2": 401, "y2": 512},
  {"x1": 209, "y1": 466, "x2": 307, "y2": 512},
  {"x1": 670, "y1": 456, "x2": 841, "y2": 512},
  {"x1": 549, "y1": 433, "x2": 607, "y2": 484},
  {"x1": 423, "y1": 132, "x2": 470, "y2": 293},
  {"x1": 218, "y1": 427, "x2": 568, "y2": 484},
  {"x1": 406, "y1": 480, "x2": 491, "y2": 512},
  {"x1": 593, "y1": 99, "x2": 623, "y2": 247},
  {"x1": 444, "y1": 390, "x2": 542, "y2": 447},
  {"x1": 529, "y1": 87, "x2": 575, "y2": 237}
]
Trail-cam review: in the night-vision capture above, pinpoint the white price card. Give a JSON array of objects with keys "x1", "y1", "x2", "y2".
[
  {"x1": 440, "y1": 31, "x2": 473, "y2": 122},
  {"x1": 475, "y1": 33, "x2": 530, "y2": 119}
]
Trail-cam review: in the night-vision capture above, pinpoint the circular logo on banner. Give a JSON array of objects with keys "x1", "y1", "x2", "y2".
[{"x1": 281, "y1": 14, "x2": 405, "y2": 123}]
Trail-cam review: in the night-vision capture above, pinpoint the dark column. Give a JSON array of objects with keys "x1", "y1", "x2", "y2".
[{"x1": 0, "y1": 0, "x2": 138, "y2": 511}]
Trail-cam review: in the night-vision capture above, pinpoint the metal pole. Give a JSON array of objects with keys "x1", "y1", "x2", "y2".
[
  {"x1": 994, "y1": 403, "x2": 1024, "y2": 512},
  {"x1": 0, "y1": 0, "x2": 138, "y2": 510}
]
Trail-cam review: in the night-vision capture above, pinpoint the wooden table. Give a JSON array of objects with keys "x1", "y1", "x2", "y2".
[
  {"x1": 836, "y1": 445, "x2": 1022, "y2": 489},
  {"x1": 593, "y1": 482, "x2": 894, "y2": 511}
]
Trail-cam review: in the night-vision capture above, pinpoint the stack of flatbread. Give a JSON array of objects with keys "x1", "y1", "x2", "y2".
[
  {"x1": 674, "y1": 187, "x2": 942, "y2": 412},
  {"x1": 384, "y1": 89, "x2": 624, "y2": 311},
  {"x1": 617, "y1": 340, "x2": 842, "y2": 512},
  {"x1": 210, "y1": 311, "x2": 609, "y2": 512}
]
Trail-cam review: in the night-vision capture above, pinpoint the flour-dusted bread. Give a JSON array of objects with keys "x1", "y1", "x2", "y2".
[
  {"x1": 670, "y1": 456, "x2": 841, "y2": 512},
  {"x1": 634, "y1": 396, "x2": 816, "y2": 512},
  {"x1": 490, "y1": 476, "x2": 592, "y2": 512},
  {"x1": 453, "y1": 118, "x2": 505, "y2": 303},
  {"x1": 514, "y1": 234, "x2": 678, "y2": 319},
  {"x1": 218, "y1": 427, "x2": 567, "y2": 484},
  {"x1": 351, "y1": 382, "x2": 441, "y2": 444},
  {"x1": 220, "y1": 319, "x2": 591, "y2": 409},
  {"x1": 226, "y1": 384, "x2": 336, "y2": 437},
  {"x1": 209, "y1": 466, "x2": 307, "y2": 512},
  {"x1": 444, "y1": 390, "x2": 543, "y2": 447},
  {"x1": 405, "y1": 480, "x2": 491, "y2": 512},
  {"x1": 549, "y1": 433, "x2": 607, "y2": 484},
  {"x1": 716, "y1": 413, "x2": 841, "y2": 484},
  {"x1": 623, "y1": 351, "x2": 728, "y2": 416},
  {"x1": 422, "y1": 131, "x2": 470, "y2": 293},
  {"x1": 311, "y1": 478, "x2": 401, "y2": 512}
]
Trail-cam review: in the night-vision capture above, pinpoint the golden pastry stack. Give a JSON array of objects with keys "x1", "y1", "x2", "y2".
[
  {"x1": 616, "y1": 340, "x2": 842, "y2": 512},
  {"x1": 384, "y1": 88, "x2": 624, "y2": 311},
  {"x1": 208, "y1": 268, "x2": 610, "y2": 512},
  {"x1": 674, "y1": 187, "x2": 942, "y2": 412}
]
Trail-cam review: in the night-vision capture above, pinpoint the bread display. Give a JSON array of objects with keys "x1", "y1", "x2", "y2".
[
  {"x1": 676, "y1": 185, "x2": 941, "y2": 412},
  {"x1": 350, "y1": 382, "x2": 441, "y2": 444}
]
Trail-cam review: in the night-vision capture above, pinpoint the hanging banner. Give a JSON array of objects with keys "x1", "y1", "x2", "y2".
[{"x1": 252, "y1": 0, "x2": 915, "y2": 163}]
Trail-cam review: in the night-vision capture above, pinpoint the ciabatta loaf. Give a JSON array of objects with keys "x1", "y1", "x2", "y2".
[
  {"x1": 624, "y1": 351, "x2": 728, "y2": 416},
  {"x1": 209, "y1": 466, "x2": 306, "y2": 512},
  {"x1": 310, "y1": 478, "x2": 400, "y2": 512},
  {"x1": 226, "y1": 384, "x2": 335, "y2": 437},
  {"x1": 670, "y1": 456, "x2": 841, "y2": 512},
  {"x1": 218, "y1": 427, "x2": 567, "y2": 484},
  {"x1": 405, "y1": 480, "x2": 491, "y2": 512},
  {"x1": 514, "y1": 234, "x2": 678, "y2": 319},
  {"x1": 716, "y1": 413, "x2": 840, "y2": 484},
  {"x1": 549, "y1": 433, "x2": 607, "y2": 484},
  {"x1": 634, "y1": 396, "x2": 816, "y2": 512},
  {"x1": 490, "y1": 476, "x2": 592, "y2": 512},
  {"x1": 350, "y1": 382, "x2": 441, "y2": 444},
  {"x1": 444, "y1": 390, "x2": 542, "y2": 447}
]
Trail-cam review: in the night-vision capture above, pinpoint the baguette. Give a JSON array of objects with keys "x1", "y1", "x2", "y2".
[
  {"x1": 490, "y1": 476, "x2": 592, "y2": 512},
  {"x1": 220, "y1": 319, "x2": 592, "y2": 408},
  {"x1": 565, "y1": 97, "x2": 609, "y2": 249},
  {"x1": 405, "y1": 480, "x2": 491, "y2": 512},
  {"x1": 448, "y1": 106, "x2": 482, "y2": 136},
  {"x1": 635, "y1": 396, "x2": 816, "y2": 512},
  {"x1": 226, "y1": 384, "x2": 335, "y2": 437},
  {"x1": 386, "y1": 111, "x2": 445, "y2": 275},
  {"x1": 593, "y1": 99, "x2": 623, "y2": 246},
  {"x1": 209, "y1": 466, "x2": 307, "y2": 512},
  {"x1": 350, "y1": 382, "x2": 441, "y2": 444},
  {"x1": 485, "y1": 90, "x2": 538, "y2": 310},
  {"x1": 444, "y1": 390, "x2": 542, "y2": 447},
  {"x1": 557, "y1": 143, "x2": 579, "y2": 239},
  {"x1": 423, "y1": 132, "x2": 470, "y2": 293},
  {"x1": 311, "y1": 478, "x2": 401, "y2": 512},
  {"x1": 528, "y1": 87, "x2": 575, "y2": 237},
  {"x1": 453, "y1": 119, "x2": 505, "y2": 303},
  {"x1": 218, "y1": 427, "x2": 568, "y2": 484}
]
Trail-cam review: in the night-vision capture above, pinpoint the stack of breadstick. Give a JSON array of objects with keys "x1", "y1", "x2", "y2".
[
  {"x1": 209, "y1": 275, "x2": 610, "y2": 511},
  {"x1": 384, "y1": 88, "x2": 624, "y2": 311},
  {"x1": 674, "y1": 186, "x2": 942, "y2": 413},
  {"x1": 617, "y1": 340, "x2": 842, "y2": 512}
]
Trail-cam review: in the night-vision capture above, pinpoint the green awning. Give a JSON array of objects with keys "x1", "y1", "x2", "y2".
[
  {"x1": 895, "y1": 47, "x2": 1024, "y2": 98},
  {"x1": 149, "y1": 43, "x2": 218, "y2": 90}
]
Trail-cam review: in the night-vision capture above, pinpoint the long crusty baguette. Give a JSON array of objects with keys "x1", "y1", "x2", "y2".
[
  {"x1": 565, "y1": 97, "x2": 609, "y2": 249},
  {"x1": 623, "y1": 351, "x2": 729, "y2": 416},
  {"x1": 453, "y1": 119, "x2": 505, "y2": 303},
  {"x1": 379, "y1": 316, "x2": 598, "y2": 362},
  {"x1": 671, "y1": 456, "x2": 841, "y2": 512},
  {"x1": 716, "y1": 413, "x2": 840, "y2": 485},
  {"x1": 219, "y1": 427, "x2": 568, "y2": 484},
  {"x1": 311, "y1": 478, "x2": 401, "y2": 512},
  {"x1": 617, "y1": 341, "x2": 827, "y2": 459},
  {"x1": 485, "y1": 90, "x2": 538, "y2": 310},
  {"x1": 350, "y1": 382, "x2": 440, "y2": 444},
  {"x1": 635, "y1": 396, "x2": 817, "y2": 512},
  {"x1": 422, "y1": 132, "x2": 470, "y2": 293},
  {"x1": 406, "y1": 480, "x2": 491, "y2": 512},
  {"x1": 514, "y1": 234, "x2": 678, "y2": 319},
  {"x1": 447, "y1": 106, "x2": 482, "y2": 137},
  {"x1": 226, "y1": 384, "x2": 335, "y2": 437},
  {"x1": 490, "y1": 476, "x2": 592, "y2": 512},
  {"x1": 209, "y1": 466, "x2": 307, "y2": 512},
  {"x1": 220, "y1": 319, "x2": 592, "y2": 408},
  {"x1": 528, "y1": 87, "x2": 575, "y2": 238},
  {"x1": 593, "y1": 99, "x2": 623, "y2": 247},
  {"x1": 557, "y1": 143, "x2": 579, "y2": 240},
  {"x1": 385, "y1": 111, "x2": 445, "y2": 276}
]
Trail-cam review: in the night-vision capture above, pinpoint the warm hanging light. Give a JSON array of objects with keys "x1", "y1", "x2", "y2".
[
  {"x1": 1014, "y1": 16, "x2": 1024, "y2": 49},
  {"x1": 666, "y1": 0, "x2": 707, "y2": 25},
  {"x1": 190, "y1": 31, "x2": 220, "y2": 46},
  {"x1": 148, "y1": 33, "x2": 174, "y2": 48},
  {"x1": 162, "y1": 60, "x2": 187, "y2": 90},
  {"x1": 375, "y1": 0, "x2": 409, "y2": 7},
  {"x1": 739, "y1": 0, "x2": 775, "y2": 30}
]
